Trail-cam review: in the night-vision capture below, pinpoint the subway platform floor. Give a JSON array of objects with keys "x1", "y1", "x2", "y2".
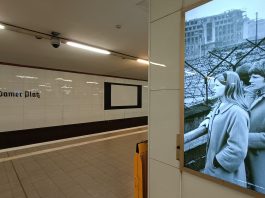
[{"x1": 0, "y1": 126, "x2": 147, "y2": 198}]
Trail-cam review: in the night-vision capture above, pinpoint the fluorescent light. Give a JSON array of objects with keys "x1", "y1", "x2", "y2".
[
  {"x1": 137, "y1": 59, "x2": 166, "y2": 67},
  {"x1": 150, "y1": 61, "x2": 166, "y2": 67},
  {"x1": 137, "y1": 59, "x2": 167, "y2": 67},
  {"x1": 39, "y1": 85, "x2": 51, "y2": 88},
  {"x1": 55, "y1": 78, "x2": 72, "y2": 82},
  {"x1": 66, "y1": 41, "x2": 111, "y2": 55},
  {"x1": 0, "y1": 24, "x2": 5, "y2": 30},
  {"x1": 16, "y1": 75, "x2": 38, "y2": 79},
  {"x1": 137, "y1": 59, "x2": 149, "y2": 65},
  {"x1": 61, "y1": 85, "x2": 72, "y2": 89},
  {"x1": 86, "y1": 81, "x2": 99, "y2": 84},
  {"x1": 27, "y1": 89, "x2": 39, "y2": 92}
]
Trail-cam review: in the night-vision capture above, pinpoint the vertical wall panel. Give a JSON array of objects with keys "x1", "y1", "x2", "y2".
[
  {"x1": 149, "y1": 90, "x2": 180, "y2": 167},
  {"x1": 149, "y1": 1, "x2": 182, "y2": 198},
  {"x1": 150, "y1": 11, "x2": 181, "y2": 90},
  {"x1": 149, "y1": 159, "x2": 181, "y2": 198},
  {"x1": 150, "y1": 0, "x2": 182, "y2": 21}
]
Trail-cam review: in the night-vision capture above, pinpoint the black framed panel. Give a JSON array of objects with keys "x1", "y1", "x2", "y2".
[{"x1": 104, "y1": 82, "x2": 142, "y2": 110}]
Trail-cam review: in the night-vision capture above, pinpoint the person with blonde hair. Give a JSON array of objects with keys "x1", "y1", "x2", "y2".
[{"x1": 185, "y1": 71, "x2": 249, "y2": 187}]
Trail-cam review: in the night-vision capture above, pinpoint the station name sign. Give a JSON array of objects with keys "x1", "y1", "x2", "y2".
[{"x1": 0, "y1": 91, "x2": 40, "y2": 98}]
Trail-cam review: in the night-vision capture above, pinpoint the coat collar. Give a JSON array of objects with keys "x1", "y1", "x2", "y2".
[
  {"x1": 214, "y1": 103, "x2": 234, "y2": 115},
  {"x1": 250, "y1": 93, "x2": 265, "y2": 109}
]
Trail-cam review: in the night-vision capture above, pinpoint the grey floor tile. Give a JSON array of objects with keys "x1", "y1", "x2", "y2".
[{"x1": 0, "y1": 130, "x2": 147, "y2": 198}]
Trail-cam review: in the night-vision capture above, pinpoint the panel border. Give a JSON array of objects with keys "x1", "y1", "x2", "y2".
[
  {"x1": 179, "y1": 1, "x2": 265, "y2": 197},
  {"x1": 104, "y1": 82, "x2": 142, "y2": 110}
]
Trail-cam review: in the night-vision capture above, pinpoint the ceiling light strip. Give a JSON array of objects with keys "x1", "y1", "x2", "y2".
[
  {"x1": 66, "y1": 41, "x2": 111, "y2": 55},
  {"x1": 137, "y1": 59, "x2": 149, "y2": 65},
  {"x1": 0, "y1": 24, "x2": 5, "y2": 29},
  {"x1": 0, "y1": 21, "x2": 148, "y2": 60}
]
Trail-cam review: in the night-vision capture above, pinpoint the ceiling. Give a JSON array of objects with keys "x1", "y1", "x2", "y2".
[{"x1": 0, "y1": 0, "x2": 148, "y2": 80}]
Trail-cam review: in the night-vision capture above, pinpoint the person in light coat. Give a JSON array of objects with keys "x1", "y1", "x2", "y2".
[
  {"x1": 245, "y1": 61, "x2": 265, "y2": 193},
  {"x1": 185, "y1": 71, "x2": 249, "y2": 187}
]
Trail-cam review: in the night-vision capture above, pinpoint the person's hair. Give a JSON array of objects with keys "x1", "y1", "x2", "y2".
[
  {"x1": 215, "y1": 71, "x2": 248, "y2": 110},
  {"x1": 248, "y1": 60, "x2": 265, "y2": 78},
  {"x1": 236, "y1": 64, "x2": 251, "y2": 85}
]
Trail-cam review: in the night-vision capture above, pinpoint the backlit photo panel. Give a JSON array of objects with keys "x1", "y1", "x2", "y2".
[{"x1": 183, "y1": 0, "x2": 265, "y2": 195}]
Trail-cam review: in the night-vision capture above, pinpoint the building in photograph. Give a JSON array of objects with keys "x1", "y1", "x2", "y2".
[
  {"x1": 246, "y1": 18, "x2": 265, "y2": 40},
  {"x1": 185, "y1": 9, "x2": 247, "y2": 59}
]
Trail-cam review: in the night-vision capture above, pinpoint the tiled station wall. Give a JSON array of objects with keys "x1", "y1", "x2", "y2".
[
  {"x1": 0, "y1": 64, "x2": 148, "y2": 133},
  {"x1": 148, "y1": 0, "x2": 254, "y2": 198}
]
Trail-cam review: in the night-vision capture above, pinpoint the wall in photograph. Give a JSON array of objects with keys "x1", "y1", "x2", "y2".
[
  {"x1": 184, "y1": 0, "x2": 265, "y2": 196},
  {"x1": 0, "y1": 64, "x2": 148, "y2": 133}
]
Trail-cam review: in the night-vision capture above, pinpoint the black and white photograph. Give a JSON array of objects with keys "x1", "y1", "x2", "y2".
[{"x1": 183, "y1": 0, "x2": 265, "y2": 195}]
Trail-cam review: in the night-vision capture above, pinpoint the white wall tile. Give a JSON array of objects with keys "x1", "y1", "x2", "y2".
[
  {"x1": 63, "y1": 104, "x2": 82, "y2": 124},
  {"x1": 23, "y1": 105, "x2": 46, "y2": 129},
  {"x1": 74, "y1": 82, "x2": 91, "y2": 105},
  {"x1": 90, "y1": 104, "x2": 105, "y2": 122},
  {"x1": 149, "y1": 159, "x2": 181, "y2": 198},
  {"x1": 77, "y1": 105, "x2": 91, "y2": 123},
  {"x1": 150, "y1": 0, "x2": 182, "y2": 22},
  {"x1": 63, "y1": 72, "x2": 80, "y2": 84},
  {"x1": 0, "y1": 65, "x2": 23, "y2": 83},
  {"x1": 44, "y1": 85, "x2": 63, "y2": 105},
  {"x1": 0, "y1": 105, "x2": 23, "y2": 132},
  {"x1": 105, "y1": 110, "x2": 125, "y2": 120},
  {"x1": 0, "y1": 64, "x2": 147, "y2": 131},
  {"x1": 45, "y1": 105, "x2": 63, "y2": 126},
  {"x1": 150, "y1": 11, "x2": 181, "y2": 90},
  {"x1": 149, "y1": 90, "x2": 180, "y2": 167},
  {"x1": 23, "y1": 82, "x2": 44, "y2": 106},
  {"x1": 62, "y1": 88, "x2": 76, "y2": 105},
  {"x1": 181, "y1": 172, "x2": 254, "y2": 198},
  {"x1": 0, "y1": 82, "x2": 24, "y2": 106},
  {"x1": 19, "y1": 67, "x2": 43, "y2": 83},
  {"x1": 124, "y1": 111, "x2": 142, "y2": 119}
]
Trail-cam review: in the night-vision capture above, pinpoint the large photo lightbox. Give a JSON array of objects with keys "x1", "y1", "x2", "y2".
[{"x1": 182, "y1": 0, "x2": 265, "y2": 196}]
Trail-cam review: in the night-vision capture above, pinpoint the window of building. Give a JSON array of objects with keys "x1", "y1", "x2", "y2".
[{"x1": 206, "y1": 22, "x2": 213, "y2": 42}]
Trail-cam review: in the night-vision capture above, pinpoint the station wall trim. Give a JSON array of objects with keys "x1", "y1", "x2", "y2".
[{"x1": 0, "y1": 116, "x2": 147, "y2": 149}]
